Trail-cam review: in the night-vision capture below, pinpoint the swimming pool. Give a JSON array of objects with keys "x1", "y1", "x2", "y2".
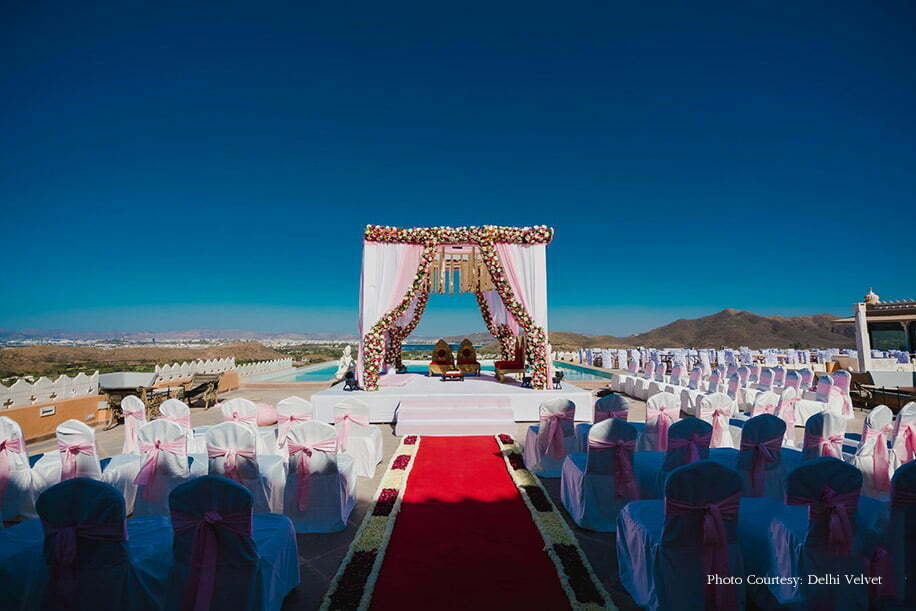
[{"x1": 255, "y1": 361, "x2": 613, "y2": 383}]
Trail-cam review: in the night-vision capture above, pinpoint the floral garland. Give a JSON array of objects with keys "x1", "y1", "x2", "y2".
[
  {"x1": 362, "y1": 245, "x2": 437, "y2": 390},
  {"x1": 364, "y1": 224, "x2": 553, "y2": 245},
  {"x1": 385, "y1": 286, "x2": 430, "y2": 365},
  {"x1": 321, "y1": 435, "x2": 421, "y2": 610},
  {"x1": 495, "y1": 434, "x2": 614, "y2": 610}
]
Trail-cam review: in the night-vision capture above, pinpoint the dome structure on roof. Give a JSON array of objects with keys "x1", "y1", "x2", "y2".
[{"x1": 864, "y1": 288, "x2": 880, "y2": 305}]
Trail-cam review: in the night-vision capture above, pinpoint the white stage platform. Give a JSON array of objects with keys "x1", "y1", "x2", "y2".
[{"x1": 310, "y1": 372, "x2": 594, "y2": 430}]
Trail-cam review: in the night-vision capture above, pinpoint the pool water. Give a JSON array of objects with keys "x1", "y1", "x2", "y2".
[{"x1": 258, "y1": 361, "x2": 612, "y2": 383}]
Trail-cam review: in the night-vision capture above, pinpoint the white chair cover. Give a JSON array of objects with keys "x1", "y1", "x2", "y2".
[
  {"x1": 887, "y1": 462, "x2": 916, "y2": 604},
  {"x1": 737, "y1": 458, "x2": 882, "y2": 609},
  {"x1": 750, "y1": 391, "x2": 780, "y2": 418},
  {"x1": 221, "y1": 398, "x2": 278, "y2": 457},
  {"x1": 31, "y1": 420, "x2": 102, "y2": 493},
  {"x1": 892, "y1": 401, "x2": 916, "y2": 469},
  {"x1": 160, "y1": 398, "x2": 206, "y2": 454},
  {"x1": 561, "y1": 419, "x2": 638, "y2": 532},
  {"x1": 132, "y1": 420, "x2": 190, "y2": 516},
  {"x1": 523, "y1": 399, "x2": 577, "y2": 477},
  {"x1": 851, "y1": 405, "x2": 894, "y2": 499},
  {"x1": 333, "y1": 398, "x2": 383, "y2": 479},
  {"x1": 831, "y1": 370, "x2": 855, "y2": 419},
  {"x1": 639, "y1": 392, "x2": 680, "y2": 451},
  {"x1": 0, "y1": 416, "x2": 36, "y2": 521},
  {"x1": 798, "y1": 368, "x2": 814, "y2": 391},
  {"x1": 275, "y1": 396, "x2": 314, "y2": 458},
  {"x1": 206, "y1": 422, "x2": 285, "y2": 514},
  {"x1": 782, "y1": 370, "x2": 802, "y2": 394},
  {"x1": 775, "y1": 386, "x2": 800, "y2": 448},
  {"x1": 802, "y1": 412, "x2": 847, "y2": 460},
  {"x1": 697, "y1": 393, "x2": 737, "y2": 449},
  {"x1": 736, "y1": 366, "x2": 749, "y2": 388},
  {"x1": 737, "y1": 414, "x2": 789, "y2": 498},
  {"x1": 167, "y1": 476, "x2": 300, "y2": 611},
  {"x1": 794, "y1": 376, "x2": 835, "y2": 425},
  {"x1": 282, "y1": 421, "x2": 356, "y2": 533},
  {"x1": 772, "y1": 366, "x2": 786, "y2": 388},
  {"x1": 617, "y1": 461, "x2": 745, "y2": 610},
  {"x1": 36, "y1": 478, "x2": 170, "y2": 610},
  {"x1": 120, "y1": 395, "x2": 147, "y2": 455},
  {"x1": 575, "y1": 394, "x2": 630, "y2": 452}
]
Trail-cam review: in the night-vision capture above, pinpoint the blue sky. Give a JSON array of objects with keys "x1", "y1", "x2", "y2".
[{"x1": 2, "y1": 3, "x2": 914, "y2": 337}]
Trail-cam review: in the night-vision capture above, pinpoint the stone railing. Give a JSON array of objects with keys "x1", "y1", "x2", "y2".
[
  {"x1": 1, "y1": 372, "x2": 100, "y2": 409},
  {"x1": 154, "y1": 357, "x2": 236, "y2": 382},
  {"x1": 235, "y1": 358, "x2": 294, "y2": 378}
]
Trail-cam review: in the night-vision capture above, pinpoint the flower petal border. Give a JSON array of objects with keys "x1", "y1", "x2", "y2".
[
  {"x1": 495, "y1": 434, "x2": 616, "y2": 610},
  {"x1": 321, "y1": 435, "x2": 421, "y2": 610}
]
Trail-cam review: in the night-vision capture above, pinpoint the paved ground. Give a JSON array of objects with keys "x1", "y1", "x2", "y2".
[{"x1": 24, "y1": 380, "x2": 871, "y2": 611}]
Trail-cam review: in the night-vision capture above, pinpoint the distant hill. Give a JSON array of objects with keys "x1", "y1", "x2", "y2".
[
  {"x1": 623, "y1": 309, "x2": 855, "y2": 349},
  {"x1": 429, "y1": 309, "x2": 856, "y2": 350}
]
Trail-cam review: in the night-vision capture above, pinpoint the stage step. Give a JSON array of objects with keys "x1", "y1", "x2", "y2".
[
  {"x1": 395, "y1": 402, "x2": 516, "y2": 436},
  {"x1": 395, "y1": 418, "x2": 515, "y2": 436}
]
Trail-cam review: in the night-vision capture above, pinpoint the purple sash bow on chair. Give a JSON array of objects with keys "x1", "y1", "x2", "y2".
[
  {"x1": 862, "y1": 424, "x2": 892, "y2": 493},
  {"x1": 594, "y1": 407, "x2": 627, "y2": 423},
  {"x1": 121, "y1": 407, "x2": 146, "y2": 454},
  {"x1": 134, "y1": 438, "x2": 188, "y2": 500},
  {"x1": 0, "y1": 437, "x2": 23, "y2": 501},
  {"x1": 287, "y1": 439, "x2": 339, "y2": 510},
  {"x1": 787, "y1": 485, "x2": 859, "y2": 556},
  {"x1": 803, "y1": 432, "x2": 844, "y2": 458},
  {"x1": 277, "y1": 413, "x2": 312, "y2": 448},
  {"x1": 57, "y1": 440, "x2": 96, "y2": 481},
  {"x1": 589, "y1": 438, "x2": 638, "y2": 500},
  {"x1": 740, "y1": 436, "x2": 782, "y2": 496},
  {"x1": 206, "y1": 445, "x2": 257, "y2": 483},
  {"x1": 543, "y1": 411, "x2": 574, "y2": 459},
  {"x1": 667, "y1": 432, "x2": 711, "y2": 467},
  {"x1": 334, "y1": 412, "x2": 369, "y2": 453},
  {"x1": 43, "y1": 519, "x2": 127, "y2": 609},
  {"x1": 665, "y1": 491, "x2": 741, "y2": 610},
  {"x1": 171, "y1": 509, "x2": 253, "y2": 611}
]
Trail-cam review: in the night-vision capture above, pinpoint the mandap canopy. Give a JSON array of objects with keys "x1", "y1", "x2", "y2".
[{"x1": 357, "y1": 225, "x2": 553, "y2": 391}]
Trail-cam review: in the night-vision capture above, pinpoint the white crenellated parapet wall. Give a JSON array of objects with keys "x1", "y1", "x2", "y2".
[
  {"x1": 154, "y1": 357, "x2": 237, "y2": 382},
  {"x1": 235, "y1": 358, "x2": 294, "y2": 378},
  {"x1": 1, "y1": 372, "x2": 100, "y2": 409}
]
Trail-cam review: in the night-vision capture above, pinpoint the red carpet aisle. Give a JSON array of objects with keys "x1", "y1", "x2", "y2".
[{"x1": 371, "y1": 436, "x2": 571, "y2": 609}]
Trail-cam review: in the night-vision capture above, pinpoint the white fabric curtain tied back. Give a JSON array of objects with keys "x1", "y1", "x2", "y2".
[
  {"x1": 334, "y1": 413, "x2": 369, "y2": 452},
  {"x1": 277, "y1": 413, "x2": 312, "y2": 447},
  {"x1": 57, "y1": 440, "x2": 96, "y2": 481},
  {"x1": 134, "y1": 438, "x2": 188, "y2": 499},
  {"x1": 288, "y1": 439, "x2": 339, "y2": 510},
  {"x1": 0, "y1": 437, "x2": 24, "y2": 500},
  {"x1": 206, "y1": 444, "x2": 257, "y2": 482}
]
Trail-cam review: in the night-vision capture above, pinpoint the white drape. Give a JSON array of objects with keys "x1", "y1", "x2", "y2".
[
  {"x1": 494, "y1": 243, "x2": 550, "y2": 378},
  {"x1": 484, "y1": 288, "x2": 518, "y2": 335},
  {"x1": 357, "y1": 242, "x2": 424, "y2": 384}
]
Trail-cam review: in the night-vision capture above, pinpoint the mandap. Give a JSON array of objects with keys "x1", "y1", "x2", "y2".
[{"x1": 356, "y1": 225, "x2": 554, "y2": 391}]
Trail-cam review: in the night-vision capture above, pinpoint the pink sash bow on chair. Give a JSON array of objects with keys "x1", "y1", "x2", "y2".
[
  {"x1": 161, "y1": 414, "x2": 192, "y2": 429},
  {"x1": 802, "y1": 432, "x2": 844, "y2": 458},
  {"x1": 0, "y1": 437, "x2": 23, "y2": 501},
  {"x1": 665, "y1": 491, "x2": 741, "y2": 610},
  {"x1": 277, "y1": 413, "x2": 312, "y2": 447},
  {"x1": 334, "y1": 412, "x2": 369, "y2": 452},
  {"x1": 710, "y1": 408, "x2": 731, "y2": 448},
  {"x1": 754, "y1": 402, "x2": 778, "y2": 417},
  {"x1": 647, "y1": 406, "x2": 674, "y2": 450},
  {"x1": 667, "y1": 432, "x2": 711, "y2": 467},
  {"x1": 589, "y1": 438, "x2": 638, "y2": 500},
  {"x1": 594, "y1": 408, "x2": 627, "y2": 423},
  {"x1": 43, "y1": 519, "x2": 127, "y2": 609},
  {"x1": 740, "y1": 436, "x2": 782, "y2": 496},
  {"x1": 57, "y1": 440, "x2": 96, "y2": 481},
  {"x1": 787, "y1": 486, "x2": 859, "y2": 556},
  {"x1": 206, "y1": 445, "x2": 257, "y2": 483},
  {"x1": 121, "y1": 408, "x2": 145, "y2": 454},
  {"x1": 897, "y1": 423, "x2": 916, "y2": 465},
  {"x1": 227, "y1": 410, "x2": 258, "y2": 425},
  {"x1": 287, "y1": 439, "x2": 339, "y2": 510},
  {"x1": 171, "y1": 509, "x2": 252, "y2": 611},
  {"x1": 830, "y1": 386, "x2": 853, "y2": 418},
  {"x1": 543, "y1": 411, "x2": 574, "y2": 459},
  {"x1": 134, "y1": 438, "x2": 188, "y2": 500},
  {"x1": 862, "y1": 424, "x2": 892, "y2": 493}
]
